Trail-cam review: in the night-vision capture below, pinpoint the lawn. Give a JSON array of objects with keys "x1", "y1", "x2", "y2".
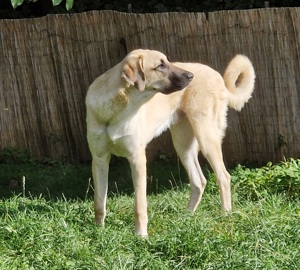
[{"x1": 0, "y1": 151, "x2": 299, "y2": 269}]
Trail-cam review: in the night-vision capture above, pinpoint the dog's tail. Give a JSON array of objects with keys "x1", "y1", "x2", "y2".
[{"x1": 224, "y1": 55, "x2": 255, "y2": 111}]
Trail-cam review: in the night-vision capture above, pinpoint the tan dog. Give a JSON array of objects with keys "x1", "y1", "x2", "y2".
[{"x1": 86, "y1": 49, "x2": 255, "y2": 236}]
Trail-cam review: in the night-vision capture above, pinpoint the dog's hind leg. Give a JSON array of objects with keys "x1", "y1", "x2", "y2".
[
  {"x1": 92, "y1": 153, "x2": 111, "y2": 225},
  {"x1": 189, "y1": 117, "x2": 232, "y2": 212},
  {"x1": 128, "y1": 151, "x2": 148, "y2": 237},
  {"x1": 170, "y1": 118, "x2": 207, "y2": 212},
  {"x1": 205, "y1": 149, "x2": 231, "y2": 212}
]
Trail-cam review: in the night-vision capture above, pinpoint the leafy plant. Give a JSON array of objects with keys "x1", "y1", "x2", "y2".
[
  {"x1": 11, "y1": 0, "x2": 74, "y2": 10},
  {"x1": 0, "y1": 147, "x2": 35, "y2": 164},
  {"x1": 231, "y1": 158, "x2": 300, "y2": 200}
]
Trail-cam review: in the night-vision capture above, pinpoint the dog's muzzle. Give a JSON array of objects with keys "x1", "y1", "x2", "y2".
[{"x1": 162, "y1": 70, "x2": 194, "y2": 94}]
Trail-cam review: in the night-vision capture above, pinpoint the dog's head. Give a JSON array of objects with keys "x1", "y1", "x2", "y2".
[{"x1": 121, "y1": 49, "x2": 193, "y2": 94}]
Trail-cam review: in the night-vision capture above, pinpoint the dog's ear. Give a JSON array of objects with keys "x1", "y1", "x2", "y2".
[{"x1": 121, "y1": 56, "x2": 146, "y2": 91}]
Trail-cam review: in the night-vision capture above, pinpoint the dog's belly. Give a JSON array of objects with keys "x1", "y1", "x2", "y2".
[
  {"x1": 108, "y1": 136, "x2": 137, "y2": 157},
  {"x1": 105, "y1": 119, "x2": 171, "y2": 158}
]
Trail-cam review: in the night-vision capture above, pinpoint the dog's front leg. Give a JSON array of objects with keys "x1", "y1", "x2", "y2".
[
  {"x1": 128, "y1": 152, "x2": 148, "y2": 237},
  {"x1": 92, "y1": 154, "x2": 111, "y2": 226}
]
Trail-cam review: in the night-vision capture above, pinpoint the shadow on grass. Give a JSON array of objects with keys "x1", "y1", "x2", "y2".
[{"x1": 0, "y1": 156, "x2": 192, "y2": 201}]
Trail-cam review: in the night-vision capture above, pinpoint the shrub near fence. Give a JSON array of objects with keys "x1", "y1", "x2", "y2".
[{"x1": 0, "y1": 8, "x2": 300, "y2": 165}]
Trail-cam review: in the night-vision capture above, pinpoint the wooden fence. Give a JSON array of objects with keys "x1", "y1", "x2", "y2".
[{"x1": 0, "y1": 8, "x2": 300, "y2": 166}]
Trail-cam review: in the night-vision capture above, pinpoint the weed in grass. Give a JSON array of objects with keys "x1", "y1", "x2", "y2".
[{"x1": 231, "y1": 158, "x2": 300, "y2": 200}]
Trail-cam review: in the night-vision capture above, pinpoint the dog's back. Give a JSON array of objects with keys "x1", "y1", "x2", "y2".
[{"x1": 174, "y1": 55, "x2": 255, "y2": 113}]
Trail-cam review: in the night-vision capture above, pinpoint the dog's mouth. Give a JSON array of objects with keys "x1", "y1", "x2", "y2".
[{"x1": 161, "y1": 71, "x2": 194, "y2": 95}]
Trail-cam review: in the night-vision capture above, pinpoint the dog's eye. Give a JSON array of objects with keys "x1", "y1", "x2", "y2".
[{"x1": 156, "y1": 61, "x2": 167, "y2": 70}]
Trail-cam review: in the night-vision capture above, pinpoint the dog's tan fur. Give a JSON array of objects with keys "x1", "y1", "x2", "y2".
[{"x1": 86, "y1": 49, "x2": 255, "y2": 236}]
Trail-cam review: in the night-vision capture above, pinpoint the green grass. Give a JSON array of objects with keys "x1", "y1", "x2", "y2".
[
  {"x1": 1, "y1": 191, "x2": 299, "y2": 269},
  {"x1": 0, "y1": 152, "x2": 300, "y2": 269}
]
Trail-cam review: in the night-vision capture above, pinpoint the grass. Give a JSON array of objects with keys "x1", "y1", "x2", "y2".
[
  {"x1": 0, "y1": 152, "x2": 300, "y2": 269},
  {"x1": 1, "y1": 192, "x2": 299, "y2": 269}
]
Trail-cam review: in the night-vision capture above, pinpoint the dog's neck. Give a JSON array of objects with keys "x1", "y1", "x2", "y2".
[{"x1": 120, "y1": 84, "x2": 157, "y2": 106}]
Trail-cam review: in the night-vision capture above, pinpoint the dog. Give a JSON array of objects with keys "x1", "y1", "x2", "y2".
[{"x1": 86, "y1": 49, "x2": 255, "y2": 236}]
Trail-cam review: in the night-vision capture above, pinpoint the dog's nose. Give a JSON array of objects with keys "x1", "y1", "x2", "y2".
[{"x1": 184, "y1": 72, "x2": 194, "y2": 81}]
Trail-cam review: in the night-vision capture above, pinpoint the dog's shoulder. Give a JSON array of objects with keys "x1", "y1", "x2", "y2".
[{"x1": 86, "y1": 62, "x2": 130, "y2": 124}]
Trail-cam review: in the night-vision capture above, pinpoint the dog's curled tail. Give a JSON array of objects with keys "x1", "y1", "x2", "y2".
[{"x1": 224, "y1": 55, "x2": 255, "y2": 111}]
